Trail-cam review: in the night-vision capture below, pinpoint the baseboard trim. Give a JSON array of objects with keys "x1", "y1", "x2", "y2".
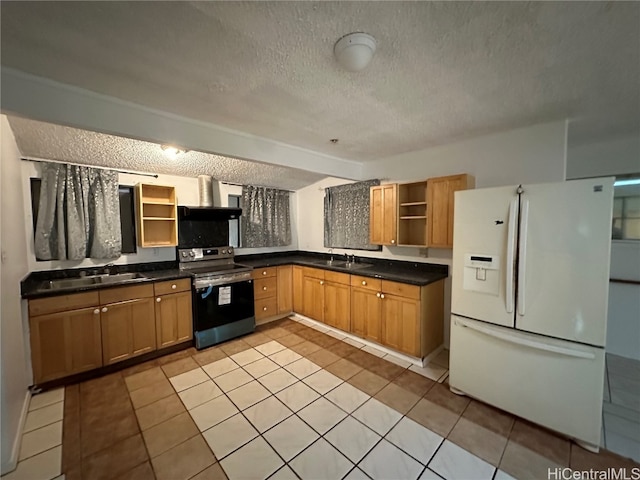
[{"x1": 0, "y1": 389, "x2": 31, "y2": 475}]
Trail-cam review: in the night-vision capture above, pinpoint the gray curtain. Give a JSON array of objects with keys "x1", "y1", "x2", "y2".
[
  {"x1": 241, "y1": 185, "x2": 291, "y2": 248},
  {"x1": 34, "y1": 163, "x2": 122, "y2": 260},
  {"x1": 324, "y1": 179, "x2": 381, "y2": 251}
]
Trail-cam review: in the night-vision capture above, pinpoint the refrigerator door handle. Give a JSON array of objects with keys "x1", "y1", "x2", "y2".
[
  {"x1": 517, "y1": 199, "x2": 530, "y2": 316},
  {"x1": 505, "y1": 198, "x2": 518, "y2": 314},
  {"x1": 454, "y1": 317, "x2": 596, "y2": 359}
]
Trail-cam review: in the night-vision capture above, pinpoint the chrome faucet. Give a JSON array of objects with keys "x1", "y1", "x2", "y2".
[{"x1": 328, "y1": 248, "x2": 334, "y2": 263}]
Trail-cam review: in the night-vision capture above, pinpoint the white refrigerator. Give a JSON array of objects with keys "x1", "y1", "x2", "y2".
[{"x1": 449, "y1": 177, "x2": 614, "y2": 451}]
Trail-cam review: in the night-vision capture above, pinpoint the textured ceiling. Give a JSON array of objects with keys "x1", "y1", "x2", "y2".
[
  {"x1": 1, "y1": 1, "x2": 638, "y2": 162},
  {"x1": 7, "y1": 116, "x2": 325, "y2": 191}
]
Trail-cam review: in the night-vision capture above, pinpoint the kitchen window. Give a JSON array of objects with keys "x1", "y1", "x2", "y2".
[{"x1": 30, "y1": 178, "x2": 138, "y2": 255}]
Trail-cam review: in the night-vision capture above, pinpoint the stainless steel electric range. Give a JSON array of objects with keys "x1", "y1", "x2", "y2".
[{"x1": 178, "y1": 246, "x2": 255, "y2": 349}]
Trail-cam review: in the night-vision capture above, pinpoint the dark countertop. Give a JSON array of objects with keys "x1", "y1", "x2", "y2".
[
  {"x1": 236, "y1": 251, "x2": 448, "y2": 287},
  {"x1": 21, "y1": 261, "x2": 190, "y2": 299},
  {"x1": 21, "y1": 251, "x2": 448, "y2": 299}
]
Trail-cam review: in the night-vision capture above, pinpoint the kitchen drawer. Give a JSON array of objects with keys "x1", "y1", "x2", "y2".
[
  {"x1": 254, "y1": 277, "x2": 277, "y2": 300},
  {"x1": 302, "y1": 267, "x2": 325, "y2": 280},
  {"x1": 29, "y1": 291, "x2": 100, "y2": 317},
  {"x1": 382, "y1": 280, "x2": 420, "y2": 300},
  {"x1": 350, "y1": 275, "x2": 380, "y2": 292},
  {"x1": 154, "y1": 278, "x2": 191, "y2": 296},
  {"x1": 252, "y1": 267, "x2": 277, "y2": 279},
  {"x1": 255, "y1": 297, "x2": 278, "y2": 320},
  {"x1": 99, "y1": 283, "x2": 154, "y2": 304},
  {"x1": 324, "y1": 270, "x2": 350, "y2": 285}
]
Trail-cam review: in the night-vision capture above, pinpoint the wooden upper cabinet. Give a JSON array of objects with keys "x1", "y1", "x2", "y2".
[
  {"x1": 370, "y1": 184, "x2": 398, "y2": 245},
  {"x1": 135, "y1": 183, "x2": 178, "y2": 247},
  {"x1": 277, "y1": 265, "x2": 293, "y2": 314},
  {"x1": 427, "y1": 174, "x2": 475, "y2": 248}
]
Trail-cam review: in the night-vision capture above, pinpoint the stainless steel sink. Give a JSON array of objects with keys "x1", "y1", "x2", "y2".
[
  {"x1": 96, "y1": 272, "x2": 147, "y2": 283},
  {"x1": 43, "y1": 272, "x2": 147, "y2": 290},
  {"x1": 313, "y1": 260, "x2": 372, "y2": 270}
]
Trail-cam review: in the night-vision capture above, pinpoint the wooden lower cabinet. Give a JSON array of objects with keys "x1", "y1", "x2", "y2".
[
  {"x1": 350, "y1": 287, "x2": 382, "y2": 343},
  {"x1": 29, "y1": 306, "x2": 102, "y2": 384},
  {"x1": 101, "y1": 297, "x2": 156, "y2": 365},
  {"x1": 155, "y1": 291, "x2": 193, "y2": 349},
  {"x1": 277, "y1": 266, "x2": 293, "y2": 314},
  {"x1": 292, "y1": 266, "x2": 304, "y2": 313},
  {"x1": 302, "y1": 275, "x2": 325, "y2": 321},
  {"x1": 324, "y1": 280, "x2": 351, "y2": 332},
  {"x1": 380, "y1": 294, "x2": 421, "y2": 357}
]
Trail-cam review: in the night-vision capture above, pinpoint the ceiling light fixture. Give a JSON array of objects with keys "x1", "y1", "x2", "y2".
[
  {"x1": 161, "y1": 144, "x2": 187, "y2": 160},
  {"x1": 334, "y1": 32, "x2": 377, "y2": 72}
]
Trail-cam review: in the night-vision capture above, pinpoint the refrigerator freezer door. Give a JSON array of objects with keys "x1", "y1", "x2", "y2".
[
  {"x1": 450, "y1": 315, "x2": 604, "y2": 447},
  {"x1": 516, "y1": 178, "x2": 614, "y2": 347},
  {"x1": 452, "y1": 185, "x2": 518, "y2": 327}
]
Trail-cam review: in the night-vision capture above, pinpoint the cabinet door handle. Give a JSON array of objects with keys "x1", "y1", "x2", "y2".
[
  {"x1": 361, "y1": 280, "x2": 367, "y2": 286},
  {"x1": 380, "y1": 294, "x2": 385, "y2": 299},
  {"x1": 101, "y1": 307, "x2": 108, "y2": 313},
  {"x1": 376, "y1": 292, "x2": 381, "y2": 298},
  {"x1": 171, "y1": 284, "x2": 177, "y2": 289},
  {"x1": 93, "y1": 309, "x2": 100, "y2": 315},
  {"x1": 156, "y1": 297, "x2": 162, "y2": 302},
  {"x1": 391, "y1": 239, "x2": 395, "y2": 244},
  {"x1": 263, "y1": 306, "x2": 268, "y2": 311},
  {"x1": 263, "y1": 286, "x2": 268, "y2": 291},
  {"x1": 262, "y1": 271, "x2": 267, "y2": 276},
  {"x1": 320, "y1": 280, "x2": 324, "y2": 285}
]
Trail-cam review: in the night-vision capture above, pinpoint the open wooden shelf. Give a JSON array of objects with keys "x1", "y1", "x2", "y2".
[
  {"x1": 135, "y1": 183, "x2": 178, "y2": 247},
  {"x1": 397, "y1": 181, "x2": 428, "y2": 246}
]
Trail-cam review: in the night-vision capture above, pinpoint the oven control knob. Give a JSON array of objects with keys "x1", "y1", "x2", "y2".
[
  {"x1": 189, "y1": 252, "x2": 196, "y2": 258},
  {"x1": 181, "y1": 252, "x2": 187, "y2": 258},
  {"x1": 222, "y1": 249, "x2": 228, "y2": 254}
]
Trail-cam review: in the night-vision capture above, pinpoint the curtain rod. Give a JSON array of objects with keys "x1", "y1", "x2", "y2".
[
  {"x1": 221, "y1": 181, "x2": 294, "y2": 193},
  {"x1": 22, "y1": 156, "x2": 159, "y2": 178}
]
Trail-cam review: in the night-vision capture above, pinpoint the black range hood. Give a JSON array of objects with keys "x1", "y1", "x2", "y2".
[{"x1": 178, "y1": 206, "x2": 242, "y2": 221}]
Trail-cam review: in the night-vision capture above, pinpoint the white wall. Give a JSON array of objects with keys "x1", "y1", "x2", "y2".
[
  {"x1": 298, "y1": 121, "x2": 569, "y2": 346},
  {"x1": 363, "y1": 120, "x2": 568, "y2": 187},
  {"x1": 1, "y1": 116, "x2": 31, "y2": 474},
  {"x1": 566, "y1": 133, "x2": 640, "y2": 360},
  {"x1": 606, "y1": 241, "x2": 640, "y2": 360},
  {"x1": 566, "y1": 134, "x2": 640, "y2": 179}
]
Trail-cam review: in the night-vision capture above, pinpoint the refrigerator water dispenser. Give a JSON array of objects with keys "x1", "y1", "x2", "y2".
[{"x1": 463, "y1": 254, "x2": 500, "y2": 295}]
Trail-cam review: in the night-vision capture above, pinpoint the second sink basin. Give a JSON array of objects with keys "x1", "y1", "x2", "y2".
[
  {"x1": 44, "y1": 272, "x2": 147, "y2": 290},
  {"x1": 314, "y1": 260, "x2": 372, "y2": 270}
]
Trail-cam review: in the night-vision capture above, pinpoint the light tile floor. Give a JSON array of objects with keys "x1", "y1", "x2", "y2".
[
  {"x1": 603, "y1": 353, "x2": 640, "y2": 462},
  {"x1": 3, "y1": 316, "x2": 639, "y2": 479},
  {"x1": 3, "y1": 388, "x2": 65, "y2": 480}
]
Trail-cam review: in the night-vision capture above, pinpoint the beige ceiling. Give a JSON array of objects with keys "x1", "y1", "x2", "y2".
[{"x1": 1, "y1": 1, "x2": 638, "y2": 163}]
